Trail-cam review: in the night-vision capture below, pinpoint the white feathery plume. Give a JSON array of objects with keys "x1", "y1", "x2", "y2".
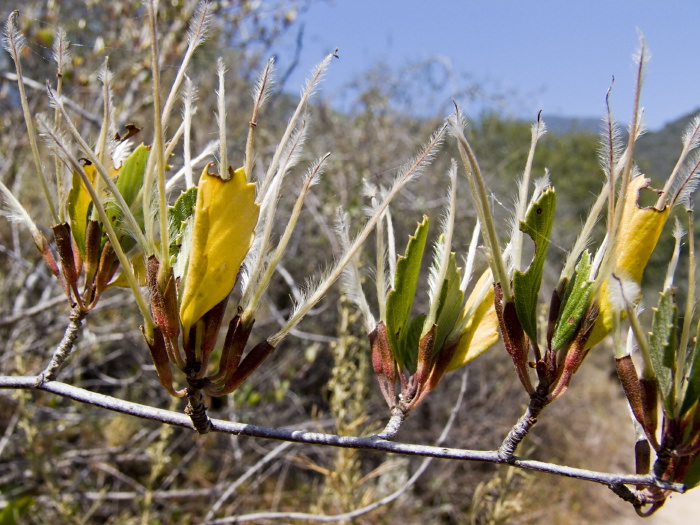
[
  {"x1": 111, "y1": 140, "x2": 133, "y2": 170},
  {"x1": 51, "y1": 25, "x2": 71, "y2": 222},
  {"x1": 362, "y1": 180, "x2": 379, "y2": 217},
  {"x1": 52, "y1": 26, "x2": 71, "y2": 72},
  {"x1": 239, "y1": 230, "x2": 263, "y2": 294},
  {"x1": 617, "y1": 31, "x2": 647, "y2": 206},
  {"x1": 631, "y1": 107, "x2": 647, "y2": 142},
  {"x1": 598, "y1": 92, "x2": 625, "y2": 182},
  {"x1": 4, "y1": 11, "x2": 57, "y2": 224},
  {"x1": 448, "y1": 108, "x2": 510, "y2": 299},
  {"x1": 38, "y1": 116, "x2": 154, "y2": 326},
  {"x1": 606, "y1": 273, "x2": 641, "y2": 315},
  {"x1": 258, "y1": 53, "x2": 333, "y2": 201},
  {"x1": 166, "y1": 141, "x2": 217, "y2": 191},
  {"x1": 2, "y1": 11, "x2": 24, "y2": 57},
  {"x1": 251, "y1": 57, "x2": 275, "y2": 108},
  {"x1": 186, "y1": 0, "x2": 213, "y2": 49},
  {"x1": 664, "y1": 217, "x2": 685, "y2": 291},
  {"x1": 511, "y1": 113, "x2": 546, "y2": 274},
  {"x1": 384, "y1": 202, "x2": 397, "y2": 281},
  {"x1": 246, "y1": 58, "x2": 275, "y2": 179},
  {"x1": 46, "y1": 88, "x2": 150, "y2": 252},
  {"x1": 216, "y1": 57, "x2": 228, "y2": 176},
  {"x1": 269, "y1": 124, "x2": 445, "y2": 346},
  {"x1": 663, "y1": 116, "x2": 700, "y2": 209},
  {"x1": 240, "y1": 118, "x2": 308, "y2": 306},
  {"x1": 259, "y1": 117, "x2": 308, "y2": 213},
  {"x1": 240, "y1": 153, "x2": 329, "y2": 316},
  {"x1": 460, "y1": 220, "x2": 481, "y2": 293},
  {"x1": 683, "y1": 115, "x2": 700, "y2": 152},
  {"x1": 425, "y1": 161, "x2": 458, "y2": 333},
  {"x1": 95, "y1": 59, "x2": 118, "y2": 170},
  {"x1": 533, "y1": 170, "x2": 550, "y2": 199},
  {"x1": 182, "y1": 75, "x2": 197, "y2": 188},
  {"x1": 671, "y1": 152, "x2": 700, "y2": 211},
  {"x1": 0, "y1": 181, "x2": 41, "y2": 244},
  {"x1": 160, "y1": 0, "x2": 212, "y2": 126},
  {"x1": 677, "y1": 212, "x2": 697, "y2": 395},
  {"x1": 624, "y1": 326, "x2": 636, "y2": 358},
  {"x1": 427, "y1": 234, "x2": 447, "y2": 305},
  {"x1": 375, "y1": 196, "x2": 388, "y2": 321},
  {"x1": 362, "y1": 179, "x2": 378, "y2": 198},
  {"x1": 337, "y1": 208, "x2": 376, "y2": 331},
  {"x1": 363, "y1": 127, "x2": 445, "y2": 221},
  {"x1": 590, "y1": 235, "x2": 608, "y2": 280}
]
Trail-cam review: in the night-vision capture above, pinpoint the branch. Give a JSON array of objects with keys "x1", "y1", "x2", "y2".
[
  {"x1": 0, "y1": 375, "x2": 684, "y2": 495},
  {"x1": 208, "y1": 365, "x2": 472, "y2": 523},
  {"x1": 204, "y1": 441, "x2": 294, "y2": 521},
  {"x1": 36, "y1": 306, "x2": 87, "y2": 383}
]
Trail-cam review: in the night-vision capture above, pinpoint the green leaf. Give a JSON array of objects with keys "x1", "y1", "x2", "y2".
[
  {"x1": 683, "y1": 454, "x2": 700, "y2": 490},
  {"x1": 106, "y1": 144, "x2": 150, "y2": 251},
  {"x1": 0, "y1": 496, "x2": 34, "y2": 525},
  {"x1": 169, "y1": 186, "x2": 198, "y2": 255},
  {"x1": 403, "y1": 314, "x2": 426, "y2": 374},
  {"x1": 679, "y1": 320, "x2": 700, "y2": 415},
  {"x1": 513, "y1": 187, "x2": 556, "y2": 341},
  {"x1": 116, "y1": 144, "x2": 150, "y2": 212},
  {"x1": 433, "y1": 253, "x2": 464, "y2": 354},
  {"x1": 385, "y1": 217, "x2": 429, "y2": 368},
  {"x1": 169, "y1": 186, "x2": 198, "y2": 296},
  {"x1": 551, "y1": 250, "x2": 593, "y2": 351},
  {"x1": 170, "y1": 186, "x2": 198, "y2": 228},
  {"x1": 649, "y1": 289, "x2": 677, "y2": 415}
]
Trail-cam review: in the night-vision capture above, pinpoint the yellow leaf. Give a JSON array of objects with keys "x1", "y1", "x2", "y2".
[
  {"x1": 179, "y1": 165, "x2": 259, "y2": 335},
  {"x1": 446, "y1": 270, "x2": 499, "y2": 372},
  {"x1": 67, "y1": 163, "x2": 97, "y2": 257},
  {"x1": 586, "y1": 176, "x2": 670, "y2": 349}
]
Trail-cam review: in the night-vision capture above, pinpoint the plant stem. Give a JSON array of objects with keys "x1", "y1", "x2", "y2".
[
  {"x1": 375, "y1": 406, "x2": 406, "y2": 441},
  {"x1": 36, "y1": 307, "x2": 87, "y2": 383},
  {"x1": 0, "y1": 375, "x2": 684, "y2": 495},
  {"x1": 6, "y1": 12, "x2": 58, "y2": 224},
  {"x1": 498, "y1": 383, "x2": 549, "y2": 460},
  {"x1": 146, "y1": 0, "x2": 171, "y2": 286},
  {"x1": 185, "y1": 387, "x2": 212, "y2": 434}
]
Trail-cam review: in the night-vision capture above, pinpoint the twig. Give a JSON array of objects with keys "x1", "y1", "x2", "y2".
[
  {"x1": 185, "y1": 387, "x2": 212, "y2": 434},
  {"x1": 0, "y1": 375, "x2": 684, "y2": 495},
  {"x1": 498, "y1": 383, "x2": 549, "y2": 460},
  {"x1": 36, "y1": 307, "x2": 87, "y2": 383},
  {"x1": 204, "y1": 441, "x2": 294, "y2": 521},
  {"x1": 375, "y1": 406, "x2": 407, "y2": 440},
  {"x1": 207, "y1": 370, "x2": 471, "y2": 523},
  {"x1": 1, "y1": 72, "x2": 102, "y2": 124},
  {"x1": 0, "y1": 294, "x2": 66, "y2": 327},
  {"x1": 0, "y1": 406, "x2": 20, "y2": 458}
]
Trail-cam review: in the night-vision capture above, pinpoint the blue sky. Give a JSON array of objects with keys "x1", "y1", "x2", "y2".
[{"x1": 273, "y1": 0, "x2": 700, "y2": 130}]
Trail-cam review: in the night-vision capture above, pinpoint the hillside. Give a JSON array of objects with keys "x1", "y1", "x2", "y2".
[{"x1": 632, "y1": 109, "x2": 700, "y2": 179}]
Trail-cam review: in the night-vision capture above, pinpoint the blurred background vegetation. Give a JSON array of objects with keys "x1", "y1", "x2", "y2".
[{"x1": 0, "y1": 1, "x2": 697, "y2": 523}]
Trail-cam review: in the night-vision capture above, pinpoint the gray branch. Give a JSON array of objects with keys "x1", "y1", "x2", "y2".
[
  {"x1": 36, "y1": 307, "x2": 87, "y2": 383},
  {"x1": 0, "y1": 375, "x2": 685, "y2": 495}
]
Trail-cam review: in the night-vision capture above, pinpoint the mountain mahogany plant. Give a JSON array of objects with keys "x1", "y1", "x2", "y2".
[
  {"x1": 341, "y1": 168, "x2": 499, "y2": 438},
  {"x1": 1, "y1": 3, "x2": 700, "y2": 519},
  {"x1": 445, "y1": 36, "x2": 700, "y2": 513},
  {"x1": 0, "y1": 3, "x2": 448, "y2": 433}
]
